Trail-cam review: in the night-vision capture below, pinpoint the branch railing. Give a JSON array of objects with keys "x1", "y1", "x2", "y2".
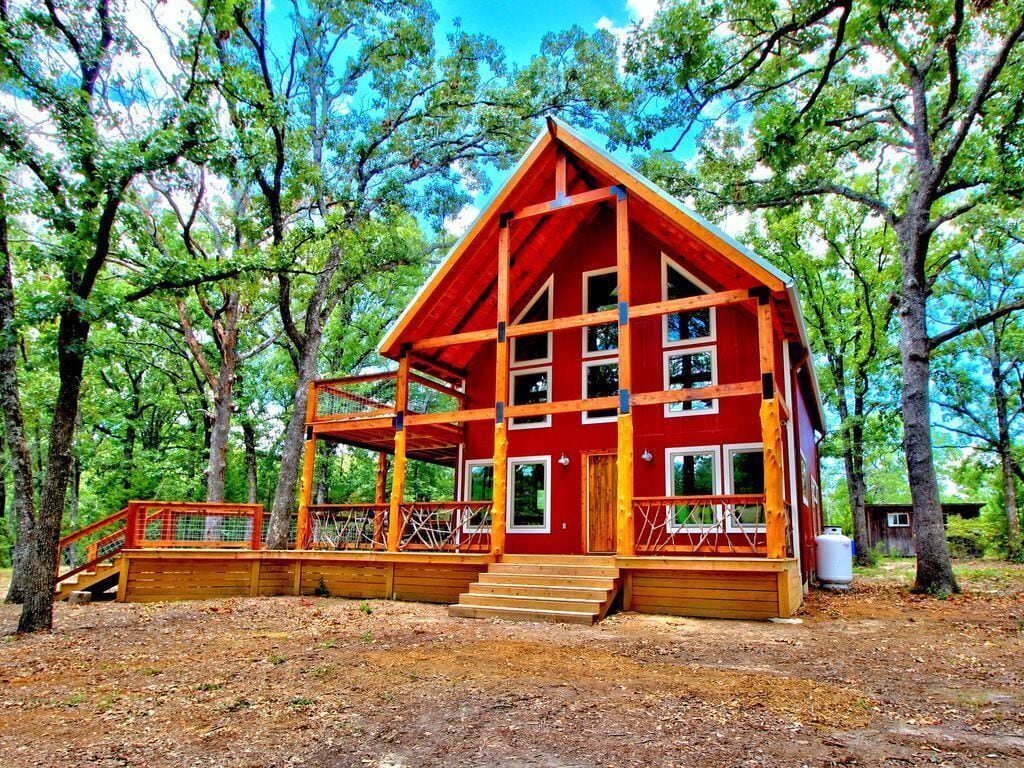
[
  {"x1": 633, "y1": 494, "x2": 788, "y2": 556},
  {"x1": 397, "y1": 502, "x2": 492, "y2": 553},
  {"x1": 307, "y1": 504, "x2": 390, "y2": 550},
  {"x1": 56, "y1": 501, "x2": 265, "y2": 585}
]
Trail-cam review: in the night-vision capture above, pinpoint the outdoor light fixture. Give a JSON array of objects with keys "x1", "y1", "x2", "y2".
[
  {"x1": 558, "y1": 453, "x2": 570, "y2": 466},
  {"x1": 640, "y1": 449, "x2": 653, "y2": 462}
]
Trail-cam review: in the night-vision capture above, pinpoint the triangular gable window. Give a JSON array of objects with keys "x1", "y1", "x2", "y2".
[
  {"x1": 663, "y1": 256, "x2": 715, "y2": 345},
  {"x1": 511, "y1": 278, "x2": 553, "y2": 366}
]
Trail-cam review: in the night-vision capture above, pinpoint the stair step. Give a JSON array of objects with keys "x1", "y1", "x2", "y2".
[
  {"x1": 469, "y1": 582, "x2": 611, "y2": 600},
  {"x1": 478, "y1": 572, "x2": 615, "y2": 589},
  {"x1": 500, "y1": 554, "x2": 616, "y2": 566},
  {"x1": 489, "y1": 563, "x2": 619, "y2": 577},
  {"x1": 459, "y1": 592, "x2": 604, "y2": 612},
  {"x1": 448, "y1": 604, "x2": 597, "y2": 624}
]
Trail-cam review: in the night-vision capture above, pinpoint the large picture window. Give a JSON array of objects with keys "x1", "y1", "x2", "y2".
[
  {"x1": 663, "y1": 256, "x2": 715, "y2": 346},
  {"x1": 464, "y1": 460, "x2": 493, "y2": 530},
  {"x1": 509, "y1": 366, "x2": 551, "y2": 429},
  {"x1": 582, "y1": 360, "x2": 618, "y2": 423},
  {"x1": 511, "y1": 278, "x2": 553, "y2": 366},
  {"x1": 582, "y1": 268, "x2": 618, "y2": 355},
  {"x1": 725, "y1": 443, "x2": 765, "y2": 528},
  {"x1": 508, "y1": 457, "x2": 550, "y2": 532},
  {"x1": 666, "y1": 447, "x2": 720, "y2": 529},
  {"x1": 664, "y1": 347, "x2": 717, "y2": 416}
]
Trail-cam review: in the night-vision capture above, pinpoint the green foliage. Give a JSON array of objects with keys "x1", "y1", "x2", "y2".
[{"x1": 946, "y1": 515, "x2": 996, "y2": 560}]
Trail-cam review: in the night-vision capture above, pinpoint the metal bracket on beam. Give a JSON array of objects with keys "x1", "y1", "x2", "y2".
[
  {"x1": 762, "y1": 373, "x2": 775, "y2": 400},
  {"x1": 749, "y1": 286, "x2": 771, "y2": 305},
  {"x1": 619, "y1": 389, "x2": 630, "y2": 415},
  {"x1": 499, "y1": 211, "x2": 514, "y2": 228},
  {"x1": 495, "y1": 401, "x2": 504, "y2": 423},
  {"x1": 497, "y1": 321, "x2": 506, "y2": 343},
  {"x1": 394, "y1": 411, "x2": 405, "y2": 432},
  {"x1": 618, "y1": 301, "x2": 629, "y2": 326},
  {"x1": 305, "y1": 426, "x2": 314, "y2": 441},
  {"x1": 613, "y1": 185, "x2": 626, "y2": 201}
]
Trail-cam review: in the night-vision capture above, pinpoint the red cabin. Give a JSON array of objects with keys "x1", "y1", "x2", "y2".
[{"x1": 98, "y1": 119, "x2": 824, "y2": 621}]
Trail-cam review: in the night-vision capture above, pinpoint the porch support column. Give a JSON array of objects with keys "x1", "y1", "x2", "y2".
[
  {"x1": 757, "y1": 293, "x2": 787, "y2": 559},
  {"x1": 490, "y1": 215, "x2": 511, "y2": 556},
  {"x1": 387, "y1": 353, "x2": 411, "y2": 552},
  {"x1": 374, "y1": 452, "x2": 389, "y2": 546},
  {"x1": 295, "y1": 381, "x2": 317, "y2": 550},
  {"x1": 614, "y1": 188, "x2": 635, "y2": 557}
]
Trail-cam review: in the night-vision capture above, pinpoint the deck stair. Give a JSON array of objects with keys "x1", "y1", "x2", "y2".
[
  {"x1": 55, "y1": 556, "x2": 122, "y2": 601},
  {"x1": 449, "y1": 555, "x2": 621, "y2": 624}
]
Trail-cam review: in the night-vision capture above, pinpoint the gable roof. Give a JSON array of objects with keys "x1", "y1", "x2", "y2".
[{"x1": 379, "y1": 117, "x2": 824, "y2": 430}]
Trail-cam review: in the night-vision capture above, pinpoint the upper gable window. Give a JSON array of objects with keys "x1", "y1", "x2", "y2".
[
  {"x1": 663, "y1": 256, "x2": 715, "y2": 346},
  {"x1": 512, "y1": 278, "x2": 553, "y2": 366},
  {"x1": 583, "y1": 268, "x2": 618, "y2": 356}
]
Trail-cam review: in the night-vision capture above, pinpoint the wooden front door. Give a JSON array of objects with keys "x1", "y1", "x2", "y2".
[{"x1": 586, "y1": 453, "x2": 617, "y2": 554}]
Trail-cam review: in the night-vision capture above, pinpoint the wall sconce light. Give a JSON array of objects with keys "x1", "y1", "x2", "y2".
[
  {"x1": 558, "y1": 453, "x2": 570, "y2": 466},
  {"x1": 640, "y1": 449, "x2": 653, "y2": 463}
]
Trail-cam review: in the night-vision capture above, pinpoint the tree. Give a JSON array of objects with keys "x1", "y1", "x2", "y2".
[
  {"x1": 933, "y1": 225, "x2": 1024, "y2": 559},
  {"x1": 626, "y1": 0, "x2": 1024, "y2": 594},
  {"x1": 0, "y1": 0, "x2": 215, "y2": 630},
  {"x1": 748, "y1": 197, "x2": 899, "y2": 564}
]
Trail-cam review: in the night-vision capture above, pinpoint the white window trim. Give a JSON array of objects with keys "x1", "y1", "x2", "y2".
[
  {"x1": 661, "y1": 254, "x2": 717, "y2": 348},
  {"x1": 507, "y1": 455, "x2": 551, "y2": 533},
  {"x1": 664, "y1": 445, "x2": 721, "y2": 533},
  {"x1": 581, "y1": 266, "x2": 619, "y2": 359},
  {"x1": 581, "y1": 359, "x2": 619, "y2": 424},
  {"x1": 462, "y1": 459, "x2": 494, "y2": 533},
  {"x1": 887, "y1": 512, "x2": 910, "y2": 528},
  {"x1": 511, "y1": 276, "x2": 554, "y2": 368},
  {"x1": 724, "y1": 442, "x2": 765, "y2": 532},
  {"x1": 663, "y1": 346, "x2": 719, "y2": 418},
  {"x1": 509, "y1": 365, "x2": 552, "y2": 430}
]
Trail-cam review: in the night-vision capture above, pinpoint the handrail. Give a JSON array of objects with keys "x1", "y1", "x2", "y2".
[{"x1": 58, "y1": 507, "x2": 129, "y2": 551}]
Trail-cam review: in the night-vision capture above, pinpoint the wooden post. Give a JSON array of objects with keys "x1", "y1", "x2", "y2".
[
  {"x1": 555, "y1": 151, "x2": 567, "y2": 198},
  {"x1": 374, "y1": 452, "x2": 389, "y2": 546},
  {"x1": 490, "y1": 216, "x2": 511, "y2": 556},
  {"x1": 757, "y1": 295, "x2": 787, "y2": 559},
  {"x1": 387, "y1": 354, "x2": 411, "y2": 552},
  {"x1": 614, "y1": 189, "x2": 635, "y2": 557},
  {"x1": 124, "y1": 502, "x2": 139, "y2": 550},
  {"x1": 295, "y1": 381, "x2": 318, "y2": 550},
  {"x1": 250, "y1": 505, "x2": 264, "y2": 551}
]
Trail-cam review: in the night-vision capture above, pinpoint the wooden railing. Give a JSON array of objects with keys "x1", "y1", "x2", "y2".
[
  {"x1": 306, "y1": 504, "x2": 390, "y2": 550},
  {"x1": 56, "y1": 501, "x2": 265, "y2": 585},
  {"x1": 633, "y1": 494, "x2": 788, "y2": 556},
  {"x1": 397, "y1": 501, "x2": 492, "y2": 553},
  {"x1": 312, "y1": 371, "x2": 466, "y2": 424}
]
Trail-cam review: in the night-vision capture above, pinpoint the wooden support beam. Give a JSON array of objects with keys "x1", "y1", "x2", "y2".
[
  {"x1": 404, "y1": 408, "x2": 496, "y2": 427},
  {"x1": 757, "y1": 297, "x2": 787, "y2": 559},
  {"x1": 629, "y1": 381, "x2": 761, "y2": 407},
  {"x1": 615, "y1": 190, "x2": 635, "y2": 558},
  {"x1": 511, "y1": 186, "x2": 618, "y2": 223},
  {"x1": 296, "y1": 381, "x2": 320, "y2": 550},
  {"x1": 387, "y1": 355, "x2": 411, "y2": 552},
  {"x1": 555, "y1": 151, "x2": 567, "y2": 197},
  {"x1": 628, "y1": 289, "x2": 752, "y2": 321},
  {"x1": 374, "y1": 452, "x2": 389, "y2": 505},
  {"x1": 491, "y1": 220, "x2": 511, "y2": 557},
  {"x1": 410, "y1": 327, "x2": 497, "y2": 353}
]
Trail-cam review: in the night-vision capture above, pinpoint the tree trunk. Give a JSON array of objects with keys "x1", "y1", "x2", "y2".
[
  {"x1": 897, "y1": 221, "x2": 958, "y2": 594},
  {"x1": 243, "y1": 420, "x2": 259, "y2": 505},
  {"x1": 18, "y1": 309, "x2": 89, "y2": 632},
  {"x1": 0, "y1": 197, "x2": 36, "y2": 606},
  {"x1": 205, "y1": 364, "x2": 236, "y2": 504},
  {"x1": 991, "y1": 349, "x2": 1021, "y2": 559}
]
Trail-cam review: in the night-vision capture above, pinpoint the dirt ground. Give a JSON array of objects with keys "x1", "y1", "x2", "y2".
[{"x1": 2, "y1": 561, "x2": 1023, "y2": 768}]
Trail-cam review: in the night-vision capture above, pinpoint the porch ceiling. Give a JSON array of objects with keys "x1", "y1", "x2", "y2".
[{"x1": 318, "y1": 423, "x2": 462, "y2": 467}]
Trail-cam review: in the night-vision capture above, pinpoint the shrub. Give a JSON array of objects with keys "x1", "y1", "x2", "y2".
[{"x1": 946, "y1": 515, "x2": 992, "y2": 559}]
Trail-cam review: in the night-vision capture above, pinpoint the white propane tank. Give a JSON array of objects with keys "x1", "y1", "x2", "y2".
[{"x1": 816, "y1": 526, "x2": 854, "y2": 590}]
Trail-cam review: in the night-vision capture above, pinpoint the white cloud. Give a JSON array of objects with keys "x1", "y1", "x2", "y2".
[
  {"x1": 626, "y1": 0, "x2": 661, "y2": 25},
  {"x1": 444, "y1": 205, "x2": 480, "y2": 237}
]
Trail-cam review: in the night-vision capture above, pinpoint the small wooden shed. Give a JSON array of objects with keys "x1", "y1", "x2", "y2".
[{"x1": 864, "y1": 502, "x2": 983, "y2": 557}]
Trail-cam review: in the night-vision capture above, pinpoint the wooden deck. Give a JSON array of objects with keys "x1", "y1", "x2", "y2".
[{"x1": 114, "y1": 549, "x2": 802, "y2": 620}]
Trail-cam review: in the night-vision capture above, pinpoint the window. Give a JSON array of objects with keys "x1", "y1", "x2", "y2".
[
  {"x1": 509, "y1": 366, "x2": 551, "y2": 429},
  {"x1": 509, "y1": 458, "x2": 550, "y2": 532},
  {"x1": 582, "y1": 360, "x2": 618, "y2": 423},
  {"x1": 582, "y1": 268, "x2": 618, "y2": 355},
  {"x1": 666, "y1": 447, "x2": 719, "y2": 529},
  {"x1": 663, "y1": 256, "x2": 715, "y2": 346},
  {"x1": 464, "y1": 460, "x2": 493, "y2": 530},
  {"x1": 664, "y1": 347, "x2": 717, "y2": 416},
  {"x1": 725, "y1": 444, "x2": 765, "y2": 528},
  {"x1": 887, "y1": 512, "x2": 910, "y2": 528},
  {"x1": 512, "y1": 278, "x2": 552, "y2": 366}
]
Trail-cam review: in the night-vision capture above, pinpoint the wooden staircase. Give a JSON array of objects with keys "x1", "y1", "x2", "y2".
[
  {"x1": 449, "y1": 555, "x2": 621, "y2": 624},
  {"x1": 55, "y1": 556, "x2": 122, "y2": 602}
]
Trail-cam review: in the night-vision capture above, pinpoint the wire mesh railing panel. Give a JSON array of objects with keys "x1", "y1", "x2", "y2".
[
  {"x1": 315, "y1": 377, "x2": 397, "y2": 419},
  {"x1": 56, "y1": 511, "x2": 130, "y2": 581},
  {"x1": 407, "y1": 379, "x2": 461, "y2": 416},
  {"x1": 130, "y1": 503, "x2": 263, "y2": 549},
  {"x1": 398, "y1": 502, "x2": 492, "y2": 553},
  {"x1": 633, "y1": 495, "x2": 768, "y2": 555},
  {"x1": 308, "y1": 504, "x2": 389, "y2": 550}
]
